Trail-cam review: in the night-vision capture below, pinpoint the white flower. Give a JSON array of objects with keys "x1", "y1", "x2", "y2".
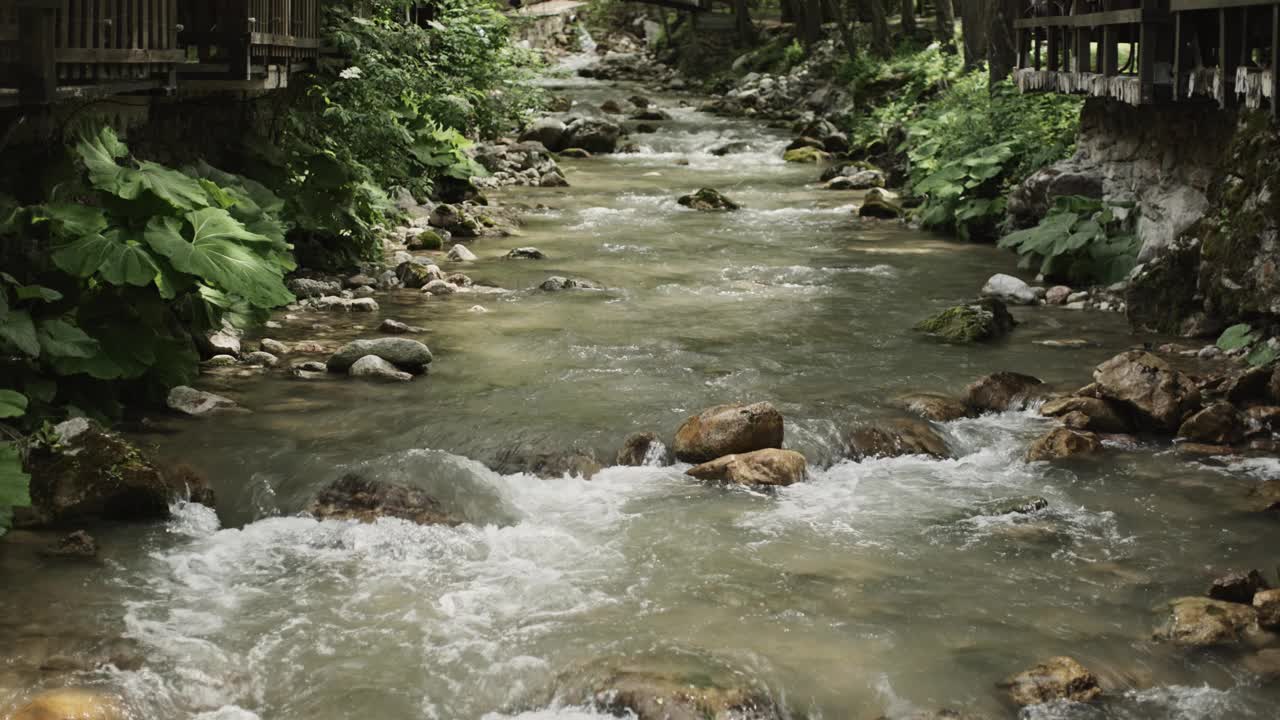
[{"x1": 339, "y1": 66, "x2": 363, "y2": 80}]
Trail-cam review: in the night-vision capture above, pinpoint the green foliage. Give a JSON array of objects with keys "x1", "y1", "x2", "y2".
[
  {"x1": 839, "y1": 41, "x2": 964, "y2": 152},
  {"x1": 998, "y1": 196, "x2": 1139, "y2": 285},
  {"x1": 1217, "y1": 323, "x2": 1259, "y2": 351},
  {"x1": 912, "y1": 141, "x2": 1014, "y2": 241},
  {"x1": 782, "y1": 39, "x2": 805, "y2": 70},
  {"x1": 0, "y1": 127, "x2": 293, "y2": 419},
  {"x1": 0, "y1": 392, "x2": 29, "y2": 534}
]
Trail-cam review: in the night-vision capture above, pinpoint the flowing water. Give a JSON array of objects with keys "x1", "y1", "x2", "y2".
[{"x1": 3, "y1": 56, "x2": 1280, "y2": 720}]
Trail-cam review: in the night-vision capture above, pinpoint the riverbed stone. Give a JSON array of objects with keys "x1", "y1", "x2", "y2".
[
  {"x1": 1092, "y1": 351, "x2": 1202, "y2": 432},
  {"x1": 981, "y1": 273, "x2": 1039, "y2": 305},
  {"x1": 557, "y1": 659, "x2": 786, "y2": 720},
  {"x1": 1046, "y1": 285, "x2": 1073, "y2": 305},
  {"x1": 447, "y1": 244, "x2": 478, "y2": 262},
  {"x1": 965, "y1": 372, "x2": 1044, "y2": 413},
  {"x1": 406, "y1": 229, "x2": 445, "y2": 251},
  {"x1": 845, "y1": 419, "x2": 949, "y2": 460},
  {"x1": 260, "y1": 338, "x2": 290, "y2": 355},
  {"x1": 17, "y1": 419, "x2": 211, "y2": 527},
  {"x1": 677, "y1": 187, "x2": 740, "y2": 211},
  {"x1": 1250, "y1": 480, "x2": 1280, "y2": 513},
  {"x1": 198, "y1": 322, "x2": 243, "y2": 358},
  {"x1": 540, "y1": 276, "x2": 603, "y2": 291},
  {"x1": 1209, "y1": 569, "x2": 1270, "y2": 604},
  {"x1": 379, "y1": 319, "x2": 415, "y2": 334},
  {"x1": 673, "y1": 402, "x2": 785, "y2": 463},
  {"x1": 429, "y1": 204, "x2": 480, "y2": 238},
  {"x1": 1157, "y1": 596, "x2": 1263, "y2": 647},
  {"x1": 506, "y1": 246, "x2": 547, "y2": 260},
  {"x1": 9, "y1": 688, "x2": 124, "y2": 720},
  {"x1": 914, "y1": 298, "x2": 1015, "y2": 344},
  {"x1": 423, "y1": 279, "x2": 456, "y2": 296},
  {"x1": 41, "y1": 529, "x2": 99, "y2": 560},
  {"x1": 519, "y1": 118, "x2": 568, "y2": 151},
  {"x1": 783, "y1": 146, "x2": 829, "y2": 163},
  {"x1": 397, "y1": 260, "x2": 444, "y2": 288},
  {"x1": 1254, "y1": 589, "x2": 1280, "y2": 630},
  {"x1": 203, "y1": 354, "x2": 239, "y2": 367},
  {"x1": 825, "y1": 170, "x2": 884, "y2": 190},
  {"x1": 287, "y1": 277, "x2": 340, "y2": 299},
  {"x1": 858, "y1": 188, "x2": 903, "y2": 219},
  {"x1": 349, "y1": 355, "x2": 413, "y2": 382},
  {"x1": 1000, "y1": 656, "x2": 1102, "y2": 707},
  {"x1": 687, "y1": 448, "x2": 807, "y2": 487},
  {"x1": 1178, "y1": 402, "x2": 1245, "y2": 445},
  {"x1": 308, "y1": 474, "x2": 456, "y2": 526},
  {"x1": 894, "y1": 392, "x2": 971, "y2": 422},
  {"x1": 242, "y1": 351, "x2": 279, "y2": 367},
  {"x1": 1026, "y1": 428, "x2": 1102, "y2": 462},
  {"x1": 1040, "y1": 396, "x2": 1132, "y2": 433},
  {"x1": 563, "y1": 117, "x2": 622, "y2": 154},
  {"x1": 326, "y1": 338, "x2": 433, "y2": 374},
  {"x1": 167, "y1": 386, "x2": 238, "y2": 416},
  {"x1": 616, "y1": 432, "x2": 669, "y2": 466}
]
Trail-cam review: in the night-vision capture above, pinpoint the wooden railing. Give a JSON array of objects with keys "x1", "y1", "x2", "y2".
[
  {"x1": 1014, "y1": 0, "x2": 1279, "y2": 114},
  {"x1": 179, "y1": 0, "x2": 320, "y2": 80}
]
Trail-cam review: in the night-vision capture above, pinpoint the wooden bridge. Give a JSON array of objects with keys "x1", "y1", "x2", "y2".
[
  {"x1": 1013, "y1": 0, "x2": 1279, "y2": 115},
  {"x1": 0, "y1": 0, "x2": 320, "y2": 106}
]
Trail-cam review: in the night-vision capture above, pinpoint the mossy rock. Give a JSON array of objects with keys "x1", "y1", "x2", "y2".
[
  {"x1": 559, "y1": 148, "x2": 592, "y2": 159},
  {"x1": 858, "y1": 188, "x2": 903, "y2": 219},
  {"x1": 782, "y1": 146, "x2": 830, "y2": 164},
  {"x1": 407, "y1": 229, "x2": 444, "y2": 251},
  {"x1": 914, "y1": 298, "x2": 1016, "y2": 343},
  {"x1": 677, "y1": 187, "x2": 740, "y2": 211}
]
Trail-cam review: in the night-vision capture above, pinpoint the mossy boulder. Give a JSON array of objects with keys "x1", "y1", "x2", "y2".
[
  {"x1": 858, "y1": 188, "x2": 903, "y2": 219},
  {"x1": 677, "y1": 187, "x2": 740, "y2": 211},
  {"x1": 782, "y1": 146, "x2": 830, "y2": 164},
  {"x1": 406, "y1": 229, "x2": 445, "y2": 251},
  {"x1": 914, "y1": 298, "x2": 1016, "y2": 343}
]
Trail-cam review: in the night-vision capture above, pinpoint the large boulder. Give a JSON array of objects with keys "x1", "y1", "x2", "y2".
[
  {"x1": 518, "y1": 118, "x2": 568, "y2": 151},
  {"x1": 1156, "y1": 596, "x2": 1263, "y2": 647},
  {"x1": 677, "y1": 188, "x2": 740, "y2": 211},
  {"x1": 1000, "y1": 656, "x2": 1102, "y2": 707},
  {"x1": 1254, "y1": 589, "x2": 1280, "y2": 631},
  {"x1": 197, "y1": 321, "x2": 243, "y2": 358},
  {"x1": 1040, "y1": 396, "x2": 1132, "y2": 433},
  {"x1": 1092, "y1": 351, "x2": 1201, "y2": 431},
  {"x1": 397, "y1": 261, "x2": 444, "y2": 289},
  {"x1": 308, "y1": 474, "x2": 457, "y2": 526},
  {"x1": 326, "y1": 338, "x2": 433, "y2": 374},
  {"x1": 672, "y1": 402, "x2": 785, "y2": 463},
  {"x1": 16, "y1": 419, "x2": 212, "y2": 527},
  {"x1": 1177, "y1": 401, "x2": 1244, "y2": 445},
  {"x1": 1007, "y1": 165, "x2": 1103, "y2": 229},
  {"x1": 1026, "y1": 428, "x2": 1102, "y2": 462},
  {"x1": 858, "y1": 188, "x2": 903, "y2": 219},
  {"x1": 349, "y1": 355, "x2": 413, "y2": 382},
  {"x1": 965, "y1": 372, "x2": 1044, "y2": 413},
  {"x1": 687, "y1": 448, "x2": 807, "y2": 487},
  {"x1": 286, "y1": 277, "x2": 341, "y2": 299},
  {"x1": 914, "y1": 298, "x2": 1015, "y2": 344},
  {"x1": 563, "y1": 117, "x2": 621, "y2": 154},
  {"x1": 9, "y1": 688, "x2": 124, "y2": 720},
  {"x1": 845, "y1": 419, "x2": 949, "y2": 460}
]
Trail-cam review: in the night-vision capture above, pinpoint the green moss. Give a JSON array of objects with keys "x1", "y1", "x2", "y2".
[
  {"x1": 914, "y1": 299, "x2": 1014, "y2": 343},
  {"x1": 783, "y1": 147, "x2": 830, "y2": 164}
]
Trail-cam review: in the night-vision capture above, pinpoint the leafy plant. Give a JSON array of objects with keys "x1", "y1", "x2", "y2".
[
  {"x1": 912, "y1": 141, "x2": 1014, "y2": 240},
  {"x1": 0, "y1": 390, "x2": 30, "y2": 534},
  {"x1": 998, "y1": 196, "x2": 1139, "y2": 285},
  {"x1": 1215, "y1": 324, "x2": 1278, "y2": 366},
  {"x1": 783, "y1": 39, "x2": 806, "y2": 69}
]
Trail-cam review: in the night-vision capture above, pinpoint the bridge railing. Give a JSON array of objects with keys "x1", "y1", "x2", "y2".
[
  {"x1": 179, "y1": 0, "x2": 320, "y2": 83},
  {"x1": 1169, "y1": 0, "x2": 1279, "y2": 114}
]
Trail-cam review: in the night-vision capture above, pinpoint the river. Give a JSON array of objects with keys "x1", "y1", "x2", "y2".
[{"x1": 2, "y1": 55, "x2": 1279, "y2": 720}]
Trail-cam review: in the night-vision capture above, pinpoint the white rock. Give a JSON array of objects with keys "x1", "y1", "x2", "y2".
[
  {"x1": 167, "y1": 386, "x2": 238, "y2": 416},
  {"x1": 242, "y1": 351, "x2": 279, "y2": 367},
  {"x1": 469, "y1": 305, "x2": 489, "y2": 313},
  {"x1": 260, "y1": 339, "x2": 290, "y2": 355},
  {"x1": 422, "y1": 280, "x2": 456, "y2": 296},
  {"x1": 349, "y1": 355, "x2": 413, "y2": 382},
  {"x1": 981, "y1": 273, "x2": 1039, "y2": 305},
  {"x1": 448, "y1": 244, "x2": 478, "y2": 262}
]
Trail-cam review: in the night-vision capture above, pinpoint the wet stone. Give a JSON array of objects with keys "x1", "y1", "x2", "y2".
[
  {"x1": 1209, "y1": 569, "x2": 1270, "y2": 604},
  {"x1": 1000, "y1": 656, "x2": 1102, "y2": 707}
]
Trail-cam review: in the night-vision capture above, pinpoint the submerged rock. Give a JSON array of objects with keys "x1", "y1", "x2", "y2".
[
  {"x1": 497, "y1": 450, "x2": 603, "y2": 480},
  {"x1": 616, "y1": 432, "x2": 669, "y2": 466},
  {"x1": 1177, "y1": 402, "x2": 1244, "y2": 445},
  {"x1": 1000, "y1": 656, "x2": 1102, "y2": 707},
  {"x1": 422, "y1": 279, "x2": 456, "y2": 296},
  {"x1": 1209, "y1": 569, "x2": 1270, "y2": 604},
  {"x1": 687, "y1": 448, "x2": 807, "y2": 487},
  {"x1": 556, "y1": 658, "x2": 786, "y2": 720},
  {"x1": 41, "y1": 529, "x2": 99, "y2": 560},
  {"x1": 9, "y1": 688, "x2": 124, "y2": 720},
  {"x1": 981, "y1": 273, "x2": 1039, "y2": 305},
  {"x1": 167, "y1": 386, "x2": 238, "y2": 416},
  {"x1": 349, "y1": 355, "x2": 413, "y2": 382},
  {"x1": 539, "y1": 276, "x2": 603, "y2": 291},
  {"x1": 677, "y1": 187, "x2": 740, "y2": 211},
  {"x1": 964, "y1": 371, "x2": 1044, "y2": 413},
  {"x1": 1026, "y1": 428, "x2": 1102, "y2": 462},
  {"x1": 709, "y1": 140, "x2": 752, "y2": 156},
  {"x1": 505, "y1": 247, "x2": 547, "y2": 260},
  {"x1": 894, "y1": 393, "x2": 971, "y2": 422},
  {"x1": 845, "y1": 419, "x2": 949, "y2": 460},
  {"x1": 1157, "y1": 596, "x2": 1263, "y2": 647},
  {"x1": 1092, "y1": 351, "x2": 1201, "y2": 432},
  {"x1": 326, "y1": 338, "x2": 433, "y2": 374},
  {"x1": 672, "y1": 402, "x2": 785, "y2": 463},
  {"x1": 17, "y1": 419, "x2": 211, "y2": 527},
  {"x1": 308, "y1": 474, "x2": 456, "y2": 526},
  {"x1": 914, "y1": 298, "x2": 1015, "y2": 344}
]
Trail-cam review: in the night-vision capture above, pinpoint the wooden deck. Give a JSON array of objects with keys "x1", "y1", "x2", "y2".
[{"x1": 1014, "y1": 0, "x2": 1280, "y2": 114}]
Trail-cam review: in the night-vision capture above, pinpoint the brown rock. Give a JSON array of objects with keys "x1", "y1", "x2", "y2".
[
  {"x1": 1245, "y1": 406, "x2": 1280, "y2": 434},
  {"x1": 1222, "y1": 365, "x2": 1273, "y2": 405},
  {"x1": 1026, "y1": 428, "x2": 1102, "y2": 462},
  {"x1": 894, "y1": 393, "x2": 971, "y2": 422},
  {"x1": 1040, "y1": 396, "x2": 1132, "y2": 433},
  {"x1": 1250, "y1": 480, "x2": 1280, "y2": 512},
  {"x1": 686, "y1": 449, "x2": 807, "y2": 487},
  {"x1": 1177, "y1": 402, "x2": 1245, "y2": 445},
  {"x1": 1157, "y1": 596, "x2": 1260, "y2": 647},
  {"x1": 1243, "y1": 648, "x2": 1280, "y2": 681},
  {"x1": 672, "y1": 402, "x2": 784, "y2": 463},
  {"x1": 1175, "y1": 442, "x2": 1237, "y2": 457},
  {"x1": 965, "y1": 372, "x2": 1045, "y2": 413},
  {"x1": 1253, "y1": 589, "x2": 1280, "y2": 630},
  {"x1": 41, "y1": 530, "x2": 98, "y2": 560},
  {"x1": 10, "y1": 688, "x2": 123, "y2": 720},
  {"x1": 1000, "y1": 656, "x2": 1102, "y2": 707},
  {"x1": 1209, "y1": 569, "x2": 1270, "y2": 604},
  {"x1": 616, "y1": 432, "x2": 668, "y2": 466},
  {"x1": 845, "y1": 419, "x2": 949, "y2": 460},
  {"x1": 559, "y1": 659, "x2": 785, "y2": 720},
  {"x1": 1092, "y1": 351, "x2": 1201, "y2": 432},
  {"x1": 308, "y1": 474, "x2": 458, "y2": 526}
]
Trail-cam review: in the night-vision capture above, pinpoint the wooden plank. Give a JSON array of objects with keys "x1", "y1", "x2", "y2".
[
  {"x1": 1014, "y1": 8, "x2": 1169, "y2": 28},
  {"x1": 1170, "y1": 0, "x2": 1277, "y2": 11},
  {"x1": 1139, "y1": 0, "x2": 1157, "y2": 102},
  {"x1": 55, "y1": 46, "x2": 182, "y2": 61},
  {"x1": 17, "y1": 1, "x2": 57, "y2": 102},
  {"x1": 1273, "y1": 4, "x2": 1279, "y2": 116},
  {"x1": 1172, "y1": 11, "x2": 1181, "y2": 99}
]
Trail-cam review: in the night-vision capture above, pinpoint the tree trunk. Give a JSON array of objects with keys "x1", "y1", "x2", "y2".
[
  {"x1": 802, "y1": 0, "x2": 823, "y2": 46},
  {"x1": 862, "y1": 0, "x2": 892, "y2": 57},
  {"x1": 901, "y1": 0, "x2": 917, "y2": 36},
  {"x1": 734, "y1": 0, "x2": 756, "y2": 43},
  {"x1": 960, "y1": 0, "x2": 990, "y2": 69},
  {"x1": 934, "y1": 0, "x2": 956, "y2": 49},
  {"x1": 824, "y1": 0, "x2": 859, "y2": 59},
  {"x1": 987, "y1": 0, "x2": 1019, "y2": 86}
]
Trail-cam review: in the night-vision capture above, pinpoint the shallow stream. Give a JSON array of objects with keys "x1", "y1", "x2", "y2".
[{"x1": 3, "y1": 58, "x2": 1279, "y2": 720}]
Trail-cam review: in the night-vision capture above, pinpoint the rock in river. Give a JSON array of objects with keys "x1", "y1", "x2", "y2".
[
  {"x1": 327, "y1": 338, "x2": 433, "y2": 374},
  {"x1": 1040, "y1": 396, "x2": 1131, "y2": 433},
  {"x1": 1209, "y1": 569, "x2": 1270, "y2": 604},
  {"x1": 677, "y1": 187, "x2": 740, "y2": 211},
  {"x1": 616, "y1": 431, "x2": 669, "y2": 466},
  {"x1": 894, "y1": 393, "x2": 971, "y2": 422},
  {"x1": 981, "y1": 273, "x2": 1039, "y2": 305},
  {"x1": 1092, "y1": 351, "x2": 1201, "y2": 432},
  {"x1": 9, "y1": 688, "x2": 124, "y2": 720},
  {"x1": 349, "y1": 355, "x2": 413, "y2": 382},
  {"x1": 563, "y1": 117, "x2": 621, "y2": 154},
  {"x1": 965, "y1": 371, "x2": 1044, "y2": 413},
  {"x1": 1157, "y1": 596, "x2": 1267, "y2": 648},
  {"x1": 308, "y1": 474, "x2": 457, "y2": 526},
  {"x1": 1178, "y1": 401, "x2": 1244, "y2": 445},
  {"x1": 673, "y1": 401, "x2": 785, "y2": 463},
  {"x1": 556, "y1": 658, "x2": 787, "y2": 720},
  {"x1": 914, "y1": 298, "x2": 1015, "y2": 344},
  {"x1": 506, "y1": 246, "x2": 547, "y2": 260},
  {"x1": 167, "y1": 386, "x2": 239, "y2": 416},
  {"x1": 845, "y1": 419, "x2": 949, "y2": 460},
  {"x1": 540, "y1": 276, "x2": 603, "y2": 291},
  {"x1": 687, "y1": 448, "x2": 807, "y2": 487},
  {"x1": 1000, "y1": 656, "x2": 1102, "y2": 707},
  {"x1": 1026, "y1": 428, "x2": 1102, "y2": 462},
  {"x1": 858, "y1": 188, "x2": 903, "y2": 219},
  {"x1": 448, "y1": 244, "x2": 478, "y2": 262}
]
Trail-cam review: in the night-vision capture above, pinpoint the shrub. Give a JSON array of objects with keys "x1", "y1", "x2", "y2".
[{"x1": 997, "y1": 196, "x2": 1138, "y2": 285}]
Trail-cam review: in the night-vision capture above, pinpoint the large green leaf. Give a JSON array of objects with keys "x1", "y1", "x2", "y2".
[
  {"x1": 52, "y1": 228, "x2": 162, "y2": 287},
  {"x1": 40, "y1": 203, "x2": 109, "y2": 236},
  {"x1": 144, "y1": 214, "x2": 293, "y2": 308},
  {"x1": 0, "y1": 442, "x2": 32, "y2": 535},
  {"x1": 0, "y1": 390, "x2": 27, "y2": 418},
  {"x1": 37, "y1": 318, "x2": 99, "y2": 359},
  {"x1": 1217, "y1": 324, "x2": 1258, "y2": 352},
  {"x1": 0, "y1": 310, "x2": 39, "y2": 357},
  {"x1": 76, "y1": 128, "x2": 210, "y2": 211}
]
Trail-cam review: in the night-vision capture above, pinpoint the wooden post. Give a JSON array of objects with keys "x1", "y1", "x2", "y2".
[
  {"x1": 1048, "y1": 25, "x2": 1059, "y2": 71},
  {"x1": 1034, "y1": 28, "x2": 1042, "y2": 70},
  {"x1": 1219, "y1": 8, "x2": 1242, "y2": 108},
  {"x1": 1172, "y1": 12, "x2": 1182, "y2": 100},
  {"x1": 1139, "y1": 0, "x2": 1158, "y2": 103},
  {"x1": 17, "y1": 0, "x2": 59, "y2": 103},
  {"x1": 1076, "y1": 26, "x2": 1090, "y2": 73},
  {"x1": 1272, "y1": 5, "x2": 1279, "y2": 116}
]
